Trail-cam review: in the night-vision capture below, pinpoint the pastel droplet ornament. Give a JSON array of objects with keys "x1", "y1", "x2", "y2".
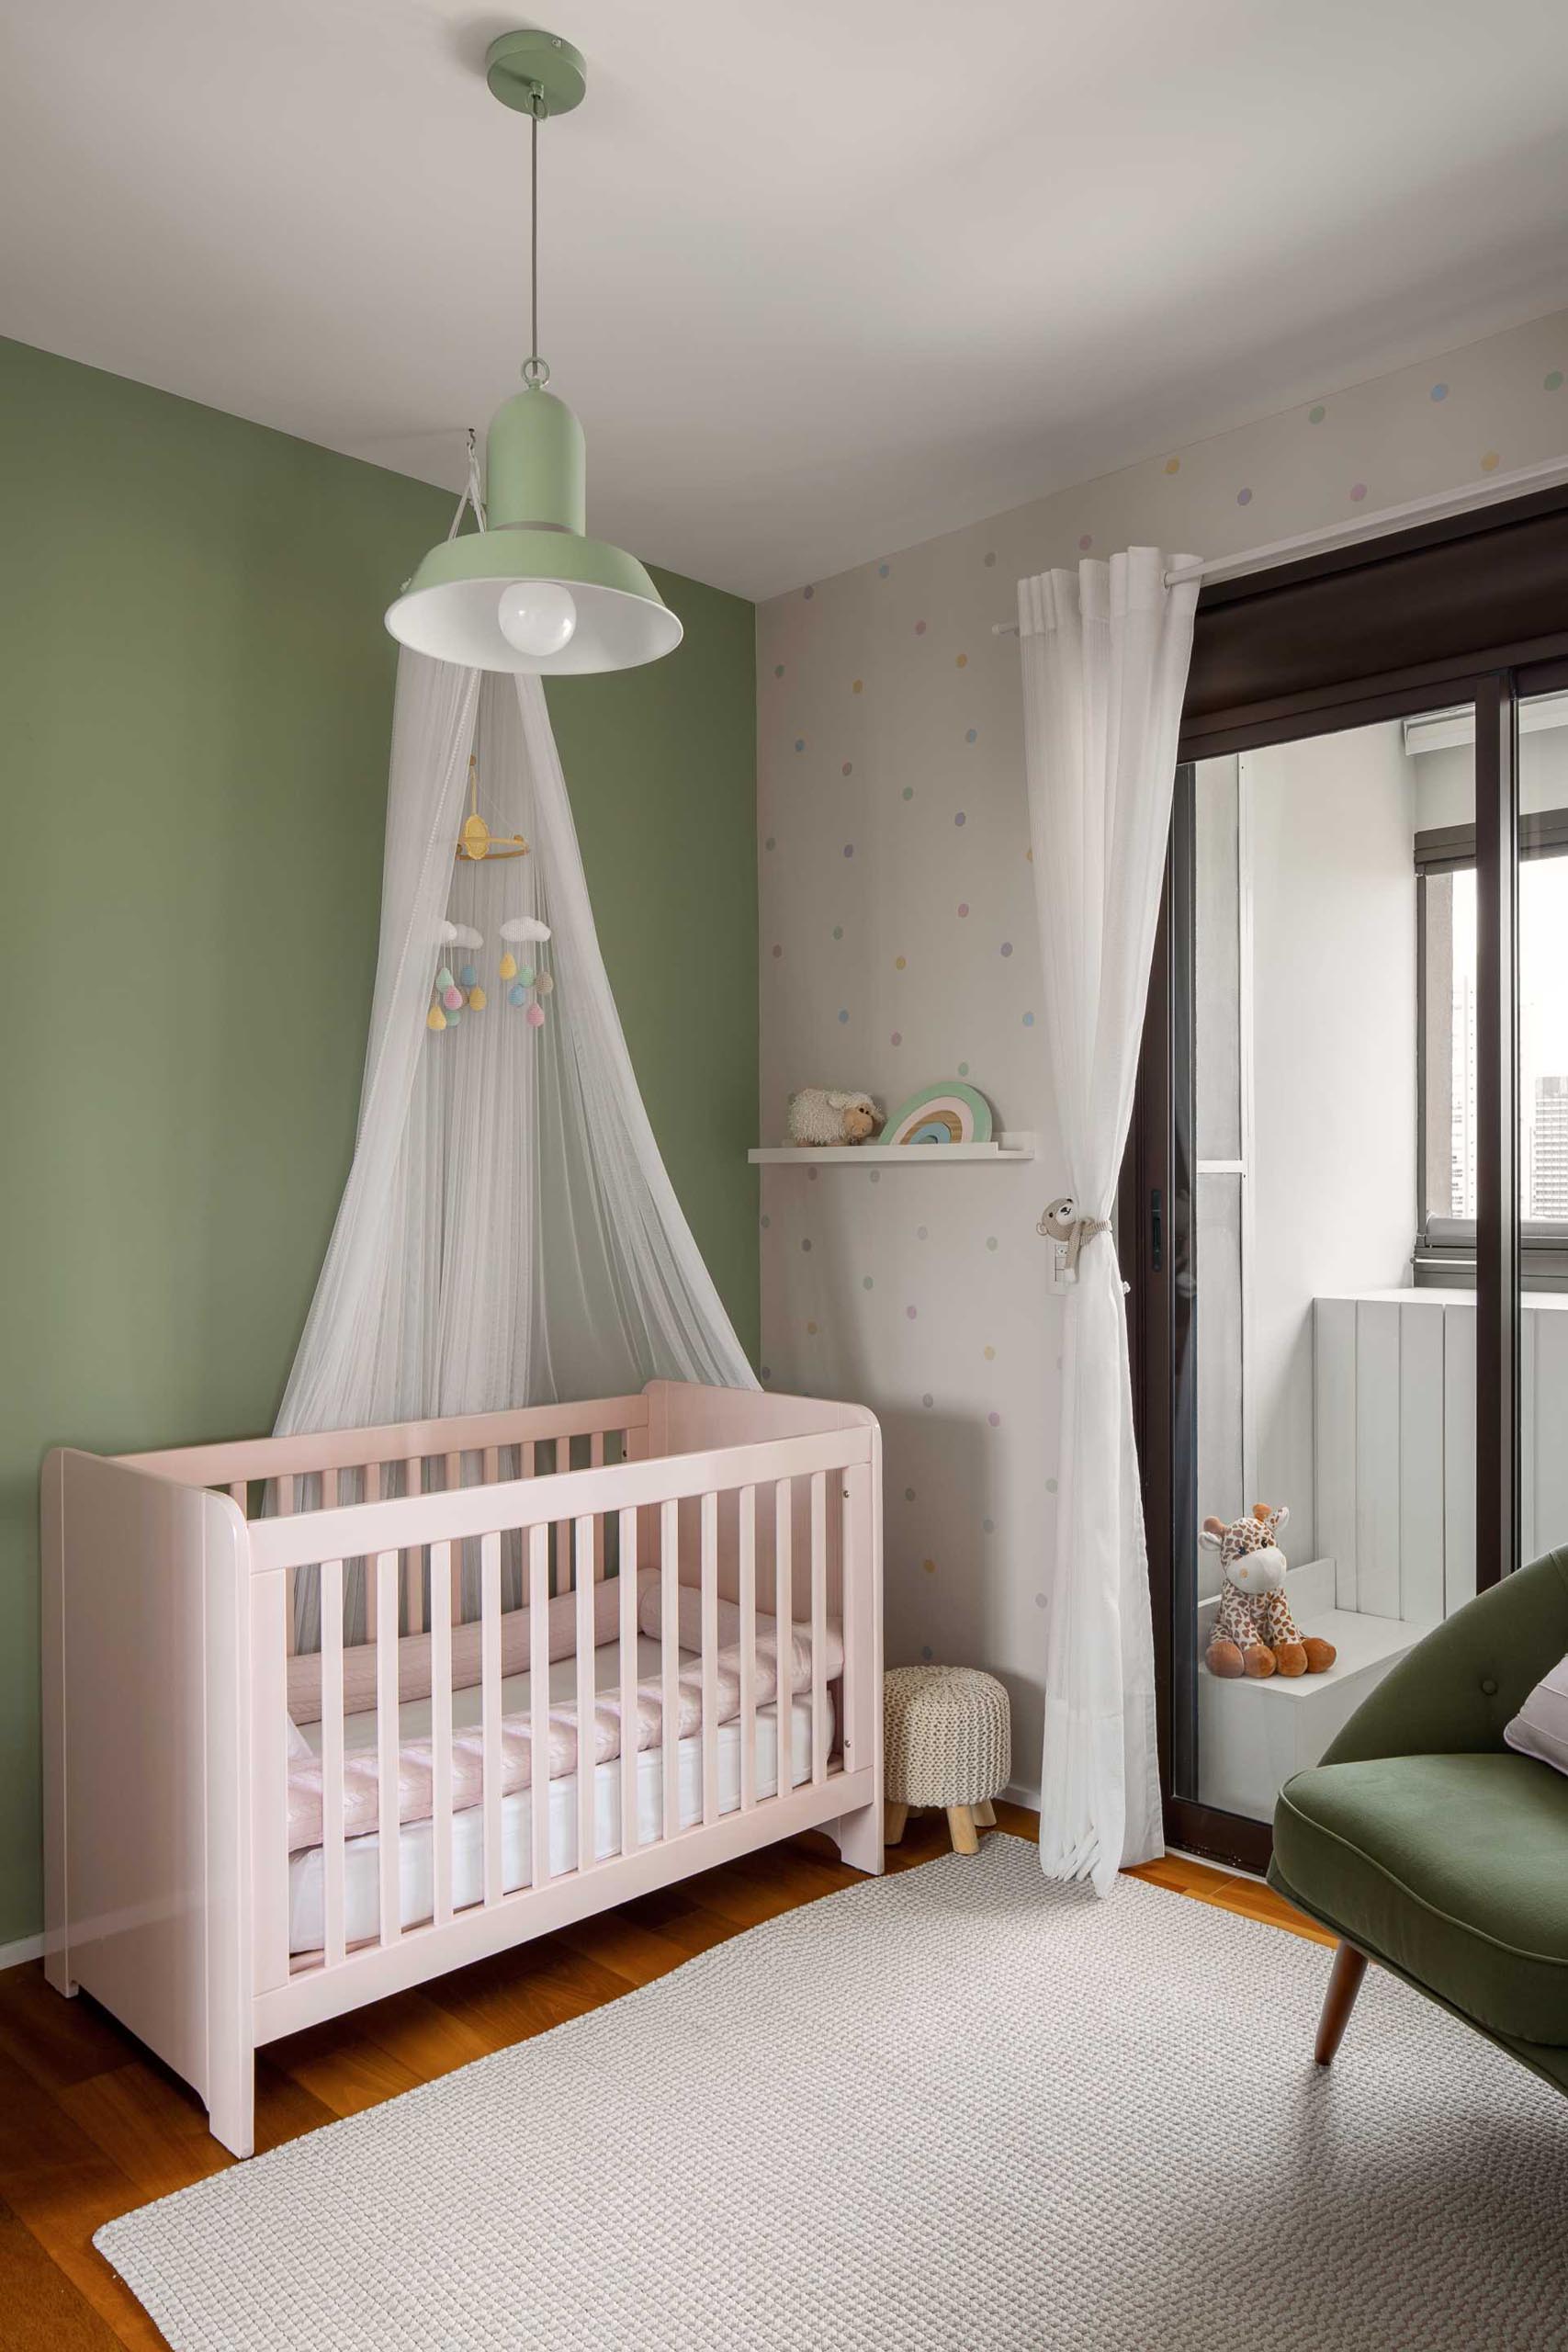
[
  {"x1": 459, "y1": 964, "x2": 478, "y2": 988},
  {"x1": 426, "y1": 1004, "x2": 446, "y2": 1032},
  {"x1": 535, "y1": 972, "x2": 555, "y2": 998},
  {"x1": 468, "y1": 984, "x2": 487, "y2": 1011},
  {"x1": 436, "y1": 966, "x2": 455, "y2": 991},
  {"x1": 517, "y1": 964, "x2": 536, "y2": 988},
  {"x1": 525, "y1": 1001, "x2": 546, "y2": 1028},
  {"x1": 444, "y1": 1007, "x2": 460, "y2": 1029},
  {"x1": 508, "y1": 981, "x2": 528, "y2": 1008},
  {"x1": 442, "y1": 984, "x2": 464, "y2": 1011},
  {"x1": 499, "y1": 952, "x2": 518, "y2": 981}
]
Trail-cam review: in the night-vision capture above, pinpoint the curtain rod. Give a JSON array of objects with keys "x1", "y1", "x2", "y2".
[{"x1": 990, "y1": 453, "x2": 1568, "y2": 635}]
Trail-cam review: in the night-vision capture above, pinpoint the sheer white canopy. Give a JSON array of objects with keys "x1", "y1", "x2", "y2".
[
  {"x1": 277, "y1": 653, "x2": 754, "y2": 1641},
  {"x1": 1020, "y1": 548, "x2": 1200, "y2": 1895}
]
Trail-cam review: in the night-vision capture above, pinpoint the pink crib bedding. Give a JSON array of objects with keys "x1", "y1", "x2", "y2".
[{"x1": 287, "y1": 1576, "x2": 841, "y2": 1854}]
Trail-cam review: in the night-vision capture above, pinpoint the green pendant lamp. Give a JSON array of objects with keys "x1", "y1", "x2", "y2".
[{"x1": 387, "y1": 31, "x2": 682, "y2": 675}]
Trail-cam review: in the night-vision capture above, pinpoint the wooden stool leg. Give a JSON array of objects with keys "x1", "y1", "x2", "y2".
[
  {"x1": 884, "y1": 1802, "x2": 908, "y2": 1847},
  {"x1": 946, "y1": 1804, "x2": 980, "y2": 1856},
  {"x1": 973, "y1": 1799, "x2": 996, "y2": 1827},
  {"x1": 1314, "y1": 1941, "x2": 1369, "y2": 2065}
]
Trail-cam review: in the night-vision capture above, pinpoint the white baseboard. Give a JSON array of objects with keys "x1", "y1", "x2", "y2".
[
  {"x1": 0, "y1": 1930, "x2": 44, "y2": 1973},
  {"x1": 1002, "y1": 1779, "x2": 1042, "y2": 1812}
]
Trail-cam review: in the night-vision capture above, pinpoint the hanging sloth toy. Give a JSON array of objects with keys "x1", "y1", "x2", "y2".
[{"x1": 1201, "y1": 1504, "x2": 1336, "y2": 1680}]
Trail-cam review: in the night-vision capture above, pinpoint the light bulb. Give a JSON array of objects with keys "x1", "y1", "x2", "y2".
[{"x1": 497, "y1": 580, "x2": 578, "y2": 658}]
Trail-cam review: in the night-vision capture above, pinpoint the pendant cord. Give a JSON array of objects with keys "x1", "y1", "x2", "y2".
[{"x1": 522, "y1": 93, "x2": 548, "y2": 387}]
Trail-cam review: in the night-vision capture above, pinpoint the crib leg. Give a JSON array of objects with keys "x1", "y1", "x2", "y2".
[
  {"x1": 207, "y1": 2030, "x2": 255, "y2": 2160},
  {"x1": 822, "y1": 1798, "x2": 886, "y2": 1876}
]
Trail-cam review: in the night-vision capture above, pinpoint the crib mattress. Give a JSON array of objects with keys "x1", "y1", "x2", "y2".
[{"x1": 288, "y1": 1639, "x2": 829, "y2": 1956}]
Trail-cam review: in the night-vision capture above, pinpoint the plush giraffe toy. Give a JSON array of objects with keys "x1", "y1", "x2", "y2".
[{"x1": 1201, "y1": 1504, "x2": 1336, "y2": 1680}]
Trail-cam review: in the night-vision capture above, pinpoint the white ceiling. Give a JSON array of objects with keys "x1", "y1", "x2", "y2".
[{"x1": 7, "y1": 0, "x2": 1568, "y2": 601}]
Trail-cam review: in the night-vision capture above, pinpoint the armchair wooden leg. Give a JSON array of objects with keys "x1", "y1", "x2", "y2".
[{"x1": 1314, "y1": 1940, "x2": 1369, "y2": 2065}]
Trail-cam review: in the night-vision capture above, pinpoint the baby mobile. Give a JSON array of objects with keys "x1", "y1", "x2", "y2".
[{"x1": 426, "y1": 752, "x2": 554, "y2": 1035}]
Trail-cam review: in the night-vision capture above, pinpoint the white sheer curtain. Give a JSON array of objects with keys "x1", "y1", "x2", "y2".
[
  {"x1": 1020, "y1": 548, "x2": 1200, "y2": 1894},
  {"x1": 277, "y1": 655, "x2": 754, "y2": 1643}
]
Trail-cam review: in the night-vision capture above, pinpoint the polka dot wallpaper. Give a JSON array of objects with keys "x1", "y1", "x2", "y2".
[{"x1": 755, "y1": 304, "x2": 1568, "y2": 1799}]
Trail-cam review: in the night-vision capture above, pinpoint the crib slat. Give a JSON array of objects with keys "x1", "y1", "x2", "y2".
[
  {"x1": 660, "y1": 1498, "x2": 680, "y2": 1842},
  {"x1": 700, "y1": 1491, "x2": 719, "y2": 1827},
  {"x1": 321, "y1": 1465, "x2": 339, "y2": 1510},
  {"x1": 228, "y1": 1480, "x2": 247, "y2": 1516},
  {"x1": 775, "y1": 1479, "x2": 793, "y2": 1795},
  {"x1": 377, "y1": 1551, "x2": 401, "y2": 1947},
  {"x1": 618, "y1": 1506, "x2": 639, "y2": 1857},
  {"x1": 528, "y1": 1525, "x2": 550, "y2": 1892},
  {"x1": 557, "y1": 1515, "x2": 572, "y2": 1596},
  {"x1": 430, "y1": 1540, "x2": 454, "y2": 1927},
  {"x1": 739, "y1": 1484, "x2": 757, "y2": 1812},
  {"x1": 483, "y1": 1446, "x2": 499, "y2": 1487},
  {"x1": 401, "y1": 1456, "x2": 424, "y2": 1635},
  {"x1": 520, "y1": 1439, "x2": 535, "y2": 1480},
  {"x1": 447, "y1": 1453, "x2": 463, "y2": 1625},
  {"x1": 278, "y1": 1475, "x2": 297, "y2": 1660},
  {"x1": 254, "y1": 1566, "x2": 290, "y2": 1995},
  {"x1": 591, "y1": 1434, "x2": 606, "y2": 1578},
  {"x1": 481, "y1": 1532, "x2": 502, "y2": 1907},
  {"x1": 575, "y1": 1516, "x2": 595, "y2": 1872},
  {"x1": 810, "y1": 1472, "x2": 829, "y2": 1786},
  {"x1": 321, "y1": 1557, "x2": 345, "y2": 1970}
]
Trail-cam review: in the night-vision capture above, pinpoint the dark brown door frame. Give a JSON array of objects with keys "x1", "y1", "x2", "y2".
[{"x1": 1129, "y1": 485, "x2": 1568, "y2": 1874}]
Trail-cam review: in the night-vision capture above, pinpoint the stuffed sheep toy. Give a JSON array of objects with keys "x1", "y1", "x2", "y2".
[
  {"x1": 1201, "y1": 1503, "x2": 1336, "y2": 1680},
  {"x1": 786, "y1": 1088, "x2": 880, "y2": 1147}
]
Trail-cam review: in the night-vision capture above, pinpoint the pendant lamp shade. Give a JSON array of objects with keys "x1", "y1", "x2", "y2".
[{"x1": 388, "y1": 386, "x2": 682, "y2": 674}]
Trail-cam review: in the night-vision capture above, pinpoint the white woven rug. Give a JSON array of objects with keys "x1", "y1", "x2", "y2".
[{"x1": 98, "y1": 1836, "x2": 1568, "y2": 2351}]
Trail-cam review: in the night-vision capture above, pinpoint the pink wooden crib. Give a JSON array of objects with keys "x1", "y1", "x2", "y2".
[{"x1": 41, "y1": 1380, "x2": 883, "y2": 2156}]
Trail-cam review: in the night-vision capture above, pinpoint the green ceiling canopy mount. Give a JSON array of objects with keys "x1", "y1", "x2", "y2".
[
  {"x1": 483, "y1": 30, "x2": 586, "y2": 119},
  {"x1": 386, "y1": 28, "x2": 682, "y2": 676}
]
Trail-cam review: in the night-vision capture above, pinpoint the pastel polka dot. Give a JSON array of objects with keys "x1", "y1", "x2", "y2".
[
  {"x1": 955, "y1": 652, "x2": 968, "y2": 669},
  {"x1": 1350, "y1": 481, "x2": 1368, "y2": 503},
  {"x1": 862, "y1": 1275, "x2": 874, "y2": 1290},
  {"x1": 1022, "y1": 1012, "x2": 1034, "y2": 1026},
  {"x1": 1077, "y1": 534, "x2": 1092, "y2": 551},
  {"x1": 807, "y1": 1168, "x2": 818, "y2": 1182},
  {"x1": 986, "y1": 1237, "x2": 998, "y2": 1251},
  {"x1": 987, "y1": 1411, "x2": 1000, "y2": 1428},
  {"x1": 921, "y1": 1393, "x2": 933, "y2": 1408},
  {"x1": 800, "y1": 1238, "x2": 812, "y2": 1253},
  {"x1": 761, "y1": 1365, "x2": 772, "y2": 1381},
  {"x1": 878, "y1": 562, "x2": 890, "y2": 578},
  {"x1": 1163, "y1": 457, "x2": 1180, "y2": 475},
  {"x1": 852, "y1": 679, "x2": 863, "y2": 694},
  {"x1": 869, "y1": 1167, "x2": 881, "y2": 1184},
  {"x1": 954, "y1": 811, "x2": 966, "y2": 828},
  {"x1": 760, "y1": 1214, "x2": 770, "y2": 1228},
  {"x1": 807, "y1": 1319, "x2": 818, "y2": 1335},
  {"x1": 803, "y1": 585, "x2": 815, "y2": 599},
  {"x1": 843, "y1": 843, "x2": 854, "y2": 857},
  {"x1": 921, "y1": 1645, "x2": 934, "y2": 1661},
  {"x1": 965, "y1": 728, "x2": 978, "y2": 743},
  {"x1": 841, "y1": 760, "x2": 853, "y2": 775},
  {"x1": 1236, "y1": 487, "x2": 1252, "y2": 507},
  {"x1": 905, "y1": 1486, "x2": 915, "y2": 1501},
  {"x1": 1548, "y1": 371, "x2": 1563, "y2": 391},
  {"x1": 984, "y1": 1345, "x2": 996, "y2": 1360},
  {"x1": 794, "y1": 739, "x2": 804, "y2": 752},
  {"x1": 906, "y1": 1305, "x2": 918, "y2": 1319},
  {"x1": 957, "y1": 900, "x2": 969, "y2": 917},
  {"x1": 915, "y1": 620, "x2": 927, "y2": 636},
  {"x1": 916, "y1": 1224, "x2": 928, "y2": 1240},
  {"x1": 902, "y1": 785, "x2": 914, "y2": 800},
  {"x1": 1481, "y1": 451, "x2": 1501, "y2": 473},
  {"x1": 983, "y1": 551, "x2": 997, "y2": 567},
  {"x1": 1430, "y1": 383, "x2": 1449, "y2": 401},
  {"x1": 765, "y1": 835, "x2": 776, "y2": 850},
  {"x1": 957, "y1": 1063, "x2": 968, "y2": 1078},
  {"x1": 772, "y1": 943, "x2": 783, "y2": 958},
  {"x1": 983, "y1": 1517, "x2": 995, "y2": 1533},
  {"x1": 833, "y1": 925, "x2": 843, "y2": 940},
  {"x1": 999, "y1": 941, "x2": 1012, "y2": 957},
  {"x1": 922, "y1": 1557, "x2": 937, "y2": 1576},
  {"x1": 1308, "y1": 404, "x2": 1326, "y2": 424},
  {"x1": 837, "y1": 1008, "x2": 849, "y2": 1023},
  {"x1": 1045, "y1": 1476, "x2": 1058, "y2": 1494},
  {"x1": 1034, "y1": 1593, "x2": 1046, "y2": 1611},
  {"x1": 894, "y1": 955, "x2": 907, "y2": 970},
  {"x1": 774, "y1": 662, "x2": 784, "y2": 677}
]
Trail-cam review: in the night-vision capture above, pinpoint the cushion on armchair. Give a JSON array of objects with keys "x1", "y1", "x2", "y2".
[
  {"x1": 1274, "y1": 1750, "x2": 1568, "y2": 2045},
  {"x1": 1506, "y1": 1651, "x2": 1568, "y2": 1777}
]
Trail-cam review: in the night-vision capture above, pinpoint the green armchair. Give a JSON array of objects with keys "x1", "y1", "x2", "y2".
[{"x1": 1269, "y1": 1551, "x2": 1568, "y2": 2093}]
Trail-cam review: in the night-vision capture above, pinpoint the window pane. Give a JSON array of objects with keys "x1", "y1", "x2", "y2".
[{"x1": 1517, "y1": 692, "x2": 1568, "y2": 1567}]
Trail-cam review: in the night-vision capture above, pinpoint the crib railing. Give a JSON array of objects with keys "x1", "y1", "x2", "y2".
[{"x1": 243, "y1": 1419, "x2": 877, "y2": 2032}]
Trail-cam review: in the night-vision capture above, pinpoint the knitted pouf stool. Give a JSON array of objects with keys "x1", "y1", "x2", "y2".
[{"x1": 884, "y1": 1664, "x2": 1011, "y2": 1856}]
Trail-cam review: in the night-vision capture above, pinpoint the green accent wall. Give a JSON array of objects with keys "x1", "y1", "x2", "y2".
[{"x1": 0, "y1": 337, "x2": 757, "y2": 1947}]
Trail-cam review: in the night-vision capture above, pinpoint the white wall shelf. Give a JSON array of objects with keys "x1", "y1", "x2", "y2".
[{"x1": 750, "y1": 1133, "x2": 1035, "y2": 1166}]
